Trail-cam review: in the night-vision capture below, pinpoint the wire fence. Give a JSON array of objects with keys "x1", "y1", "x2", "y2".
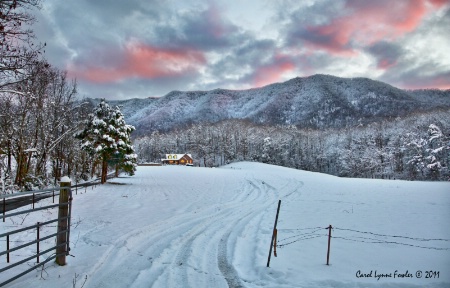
[
  {"x1": 276, "y1": 227, "x2": 327, "y2": 248},
  {"x1": 266, "y1": 200, "x2": 450, "y2": 268},
  {"x1": 276, "y1": 226, "x2": 450, "y2": 251}
]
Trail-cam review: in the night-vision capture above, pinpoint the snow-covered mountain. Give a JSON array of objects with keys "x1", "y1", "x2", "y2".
[{"x1": 87, "y1": 74, "x2": 450, "y2": 135}]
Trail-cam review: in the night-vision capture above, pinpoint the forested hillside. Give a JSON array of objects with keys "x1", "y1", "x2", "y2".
[
  {"x1": 92, "y1": 74, "x2": 450, "y2": 135},
  {"x1": 114, "y1": 75, "x2": 450, "y2": 181},
  {"x1": 134, "y1": 109, "x2": 450, "y2": 181}
]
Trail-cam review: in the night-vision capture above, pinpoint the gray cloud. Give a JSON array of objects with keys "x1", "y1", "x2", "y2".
[
  {"x1": 207, "y1": 39, "x2": 277, "y2": 81},
  {"x1": 379, "y1": 64, "x2": 450, "y2": 90},
  {"x1": 375, "y1": 6, "x2": 450, "y2": 89},
  {"x1": 366, "y1": 41, "x2": 404, "y2": 69},
  {"x1": 30, "y1": 0, "x2": 450, "y2": 99},
  {"x1": 273, "y1": 0, "x2": 346, "y2": 47}
]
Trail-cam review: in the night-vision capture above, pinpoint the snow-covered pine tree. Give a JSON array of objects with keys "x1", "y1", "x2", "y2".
[
  {"x1": 405, "y1": 124, "x2": 449, "y2": 180},
  {"x1": 426, "y1": 124, "x2": 449, "y2": 179},
  {"x1": 109, "y1": 105, "x2": 137, "y2": 177},
  {"x1": 76, "y1": 99, "x2": 137, "y2": 184},
  {"x1": 261, "y1": 137, "x2": 272, "y2": 163}
]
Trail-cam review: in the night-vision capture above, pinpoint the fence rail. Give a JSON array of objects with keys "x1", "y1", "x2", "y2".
[
  {"x1": 0, "y1": 175, "x2": 111, "y2": 216},
  {"x1": 0, "y1": 183, "x2": 72, "y2": 287},
  {"x1": 0, "y1": 172, "x2": 120, "y2": 286}
]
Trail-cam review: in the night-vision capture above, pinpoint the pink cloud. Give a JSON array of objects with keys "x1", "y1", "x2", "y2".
[
  {"x1": 205, "y1": 2, "x2": 229, "y2": 38},
  {"x1": 253, "y1": 55, "x2": 296, "y2": 87},
  {"x1": 377, "y1": 59, "x2": 398, "y2": 70},
  {"x1": 428, "y1": 0, "x2": 450, "y2": 6},
  {"x1": 301, "y1": 0, "x2": 448, "y2": 54},
  {"x1": 402, "y1": 75, "x2": 450, "y2": 90},
  {"x1": 303, "y1": 19, "x2": 358, "y2": 55},
  {"x1": 69, "y1": 42, "x2": 206, "y2": 83}
]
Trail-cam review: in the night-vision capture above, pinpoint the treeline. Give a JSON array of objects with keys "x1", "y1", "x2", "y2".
[
  {"x1": 0, "y1": 87, "x2": 137, "y2": 192},
  {"x1": 0, "y1": 88, "x2": 137, "y2": 192},
  {"x1": 0, "y1": 1, "x2": 83, "y2": 191},
  {"x1": 0, "y1": 2, "x2": 136, "y2": 192},
  {"x1": 134, "y1": 109, "x2": 450, "y2": 181},
  {"x1": 0, "y1": 62, "x2": 87, "y2": 191}
]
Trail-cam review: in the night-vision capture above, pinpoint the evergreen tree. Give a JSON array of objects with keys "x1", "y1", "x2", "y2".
[
  {"x1": 261, "y1": 137, "x2": 272, "y2": 163},
  {"x1": 425, "y1": 124, "x2": 449, "y2": 179},
  {"x1": 76, "y1": 99, "x2": 137, "y2": 184},
  {"x1": 405, "y1": 124, "x2": 449, "y2": 180},
  {"x1": 109, "y1": 105, "x2": 137, "y2": 177}
]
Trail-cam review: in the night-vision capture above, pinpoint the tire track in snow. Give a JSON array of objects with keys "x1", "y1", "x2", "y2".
[
  {"x1": 216, "y1": 206, "x2": 268, "y2": 288},
  {"x1": 218, "y1": 230, "x2": 244, "y2": 288},
  {"x1": 85, "y1": 187, "x2": 256, "y2": 287},
  {"x1": 84, "y1": 208, "x2": 227, "y2": 287},
  {"x1": 154, "y1": 173, "x2": 302, "y2": 287},
  {"x1": 163, "y1": 209, "x2": 239, "y2": 287},
  {"x1": 83, "y1": 167, "x2": 303, "y2": 288},
  {"x1": 160, "y1": 178, "x2": 268, "y2": 287}
]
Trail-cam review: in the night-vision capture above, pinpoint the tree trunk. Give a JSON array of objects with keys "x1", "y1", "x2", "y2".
[
  {"x1": 91, "y1": 160, "x2": 96, "y2": 179},
  {"x1": 52, "y1": 158, "x2": 60, "y2": 185},
  {"x1": 115, "y1": 164, "x2": 119, "y2": 177},
  {"x1": 7, "y1": 141, "x2": 12, "y2": 176},
  {"x1": 101, "y1": 159, "x2": 107, "y2": 184},
  {"x1": 15, "y1": 153, "x2": 27, "y2": 186},
  {"x1": 26, "y1": 152, "x2": 32, "y2": 176},
  {"x1": 35, "y1": 150, "x2": 46, "y2": 177}
]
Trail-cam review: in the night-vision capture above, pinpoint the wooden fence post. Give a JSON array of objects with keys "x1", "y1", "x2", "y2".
[
  {"x1": 267, "y1": 200, "x2": 281, "y2": 268},
  {"x1": 273, "y1": 228, "x2": 277, "y2": 257},
  {"x1": 56, "y1": 176, "x2": 71, "y2": 266},
  {"x1": 326, "y1": 225, "x2": 332, "y2": 265}
]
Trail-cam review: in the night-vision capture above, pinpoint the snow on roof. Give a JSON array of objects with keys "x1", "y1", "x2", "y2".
[{"x1": 161, "y1": 154, "x2": 192, "y2": 161}]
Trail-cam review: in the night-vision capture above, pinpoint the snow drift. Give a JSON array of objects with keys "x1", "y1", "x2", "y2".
[{"x1": 2, "y1": 162, "x2": 449, "y2": 287}]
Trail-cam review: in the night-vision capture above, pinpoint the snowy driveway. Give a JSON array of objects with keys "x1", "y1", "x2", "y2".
[
  {"x1": 3, "y1": 162, "x2": 450, "y2": 287},
  {"x1": 82, "y1": 165, "x2": 296, "y2": 287}
]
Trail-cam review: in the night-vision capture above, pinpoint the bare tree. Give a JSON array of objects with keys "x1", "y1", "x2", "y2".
[{"x1": 0, "y1": 0, "x2": 43, "y2": 91}]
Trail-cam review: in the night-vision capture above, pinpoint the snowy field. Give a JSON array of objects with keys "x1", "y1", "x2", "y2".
[{"x1": 1, "y1": 162, "x2": 450, "y2": 288}]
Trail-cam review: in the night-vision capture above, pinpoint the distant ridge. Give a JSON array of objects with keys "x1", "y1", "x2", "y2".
[{"x1": 86, "y1": 74, "x2": 450, "y2": 135}]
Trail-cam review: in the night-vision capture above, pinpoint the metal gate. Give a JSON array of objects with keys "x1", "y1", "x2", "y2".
[{"x1": 0, "y1": 184, "x2": 72, "y2": 287}]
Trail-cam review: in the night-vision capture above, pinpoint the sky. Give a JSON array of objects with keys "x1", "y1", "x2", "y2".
[{"x1": 31, "y1": 0, "x2": 450, "y2": 100}]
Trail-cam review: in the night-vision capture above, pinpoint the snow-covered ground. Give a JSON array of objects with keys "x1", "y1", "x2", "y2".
[{"x1": 1, "y1": 162, "x2": 450, "y2": 287}]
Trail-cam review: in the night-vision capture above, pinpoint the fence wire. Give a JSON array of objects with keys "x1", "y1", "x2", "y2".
[
  {"x1": 275, "y1": 226, "x2": 450, "y2": 251},
  {"x1": 333, "y1": 227, "x2": 450, "y2": 242},
  {"x1": 277, "y1": 227, "x2": 328, "y2": 248}
]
